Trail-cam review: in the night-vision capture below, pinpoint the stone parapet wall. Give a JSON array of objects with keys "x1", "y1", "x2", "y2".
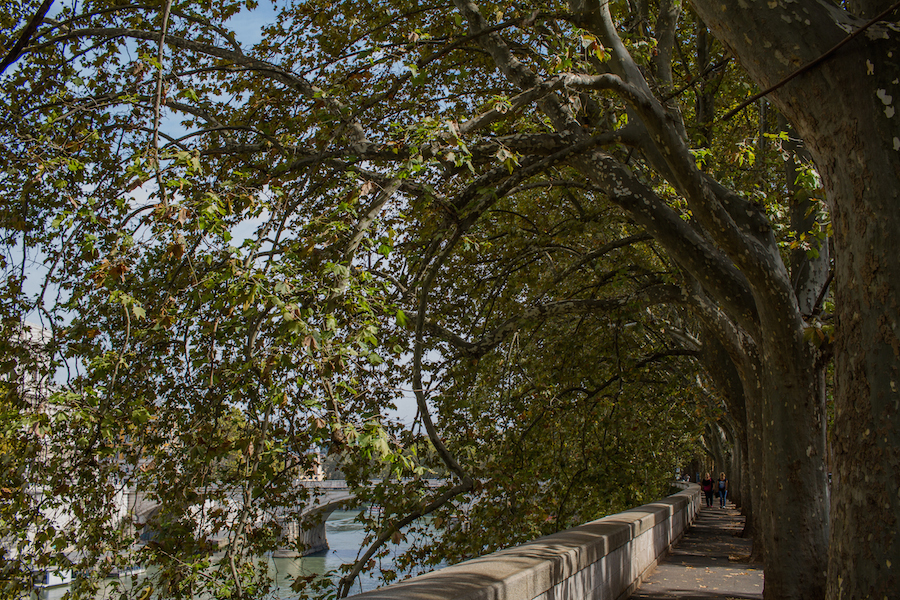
[{"x1": 348, "y1": 483, "x2": 700, "y2": 600}]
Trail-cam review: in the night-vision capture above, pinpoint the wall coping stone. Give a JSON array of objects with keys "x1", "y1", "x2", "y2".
[{"x1": 347, "y1": 482, "x2": 700, "y2": 600}]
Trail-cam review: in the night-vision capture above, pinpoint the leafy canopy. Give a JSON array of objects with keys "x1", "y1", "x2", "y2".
[{"x1": 0, "y1": 0, "x2": 807, "y2": 597}]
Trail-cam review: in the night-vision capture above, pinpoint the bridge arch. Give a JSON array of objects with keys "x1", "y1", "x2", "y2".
[{"x1": 274, "y1": 493, "x2": 360, "y2": 557}]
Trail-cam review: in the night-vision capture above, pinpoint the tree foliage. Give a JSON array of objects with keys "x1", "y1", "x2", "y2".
[{"x1": 1, "y1": 0, "x2": 868, "y2": 598}]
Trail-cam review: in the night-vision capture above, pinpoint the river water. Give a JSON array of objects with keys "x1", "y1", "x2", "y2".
[{"x1": 34, "y1": 510, "x2": 420, "y2": 599}]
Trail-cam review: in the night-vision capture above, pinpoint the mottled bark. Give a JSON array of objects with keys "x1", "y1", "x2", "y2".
[
  {"x1": 822, "y1": 117, "x2": 900, "y2": 600},
  {"x1": 756, "y1": 323, "x2": 827, "y2": 599},
  {"x1": 691, "y1": 1, "x2": 900, "y2": 598},
  {"x1": 730, "y1": 431, "x2": 743, "y2": 507},
  {"x1": 706, "y1": 421, "x2": 730, "y2": 479},
  {"x1": 736, "y1": 431, "x2": 751, "y2": 524},
  {"x1": 741, "y1": 362, "x2": 767, "y2": 562},
  {"x1": 848, "y1": 0, "x2": 897, "y2": 19}
]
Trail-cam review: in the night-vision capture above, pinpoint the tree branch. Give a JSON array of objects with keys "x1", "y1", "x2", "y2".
[
  {"x1": 422, "y1": 286, "x2": 682, "y2": 359},
  {"x1": 0, "y1": 0, "x2": 54, "y2": 75},
  {"x1": 336, "y1": 479, "x2": 474, "y2": 598}
]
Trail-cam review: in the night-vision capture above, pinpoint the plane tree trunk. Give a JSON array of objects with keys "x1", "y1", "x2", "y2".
[{"x1": 691, "y1": 1, "x2": 900, "y2": 597}]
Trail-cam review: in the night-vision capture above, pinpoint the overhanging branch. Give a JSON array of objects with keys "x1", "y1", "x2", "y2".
[
  {"x1": 422, "y1": 285, "x2": 685, "y2": 359},
  {"x1": 0, "y1": 0, "x2": 54, "y2": 75}
]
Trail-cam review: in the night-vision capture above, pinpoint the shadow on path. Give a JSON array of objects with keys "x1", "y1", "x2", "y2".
[{"x1": 629, "y1": 504, "x2": 763, "y2": 600}]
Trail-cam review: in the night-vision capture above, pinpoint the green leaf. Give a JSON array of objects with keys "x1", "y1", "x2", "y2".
[{"x1": 131, "y1": 408, "x2": 151, "y2": 424}]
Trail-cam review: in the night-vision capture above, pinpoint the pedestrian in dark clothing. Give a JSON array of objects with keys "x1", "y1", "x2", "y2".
[{"x1": 701, "y1": 472, "x2": 714, "y2": 507}]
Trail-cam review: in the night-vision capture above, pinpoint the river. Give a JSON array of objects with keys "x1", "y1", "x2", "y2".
[{"x1": 33, "y1": 510, "x2": 423, "y2": 599}]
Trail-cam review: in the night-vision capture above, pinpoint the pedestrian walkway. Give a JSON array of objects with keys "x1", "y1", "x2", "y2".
[{"x1": 629, "y1": 504, "x2": 763, "y2": 599}]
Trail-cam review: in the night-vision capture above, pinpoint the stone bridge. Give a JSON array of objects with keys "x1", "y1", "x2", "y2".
[
  {"x1": 124, "y1": 479, "x2": 445, "y2": 557},
  {"x1": 274, "y1": 480, "x2": 359, "y2": 557}
]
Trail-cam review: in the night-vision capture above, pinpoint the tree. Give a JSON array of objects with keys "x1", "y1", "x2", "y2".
[
  {"x1": 689, "y1": 3, "x2": 900, "y2": 598},
  {"x1": 3, "y1": 0, "x2": 883, "y2": 598}
]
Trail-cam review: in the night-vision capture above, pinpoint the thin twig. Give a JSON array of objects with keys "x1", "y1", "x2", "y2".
[
  {"x1": 108, "y1": 302, "x2": 131, "y2": 397},
  {"x1": 661, "y1": 56, "x2": 730, "y2": 103},
  {"x1": 153, "y1": 0, "x2": 174, "y2": 208},
  {"x1": 810, "y1": 269, "x2": 834, "y2": 318}
]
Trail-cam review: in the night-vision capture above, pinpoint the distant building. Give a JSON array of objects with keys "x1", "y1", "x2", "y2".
[{"x1": 4, "y1": 321, "x2": 54, "y2": 410}]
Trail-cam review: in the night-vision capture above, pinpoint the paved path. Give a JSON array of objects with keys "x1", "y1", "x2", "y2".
[{"x1": 629, "y1": 504, "x2": 763, "y2": 600}]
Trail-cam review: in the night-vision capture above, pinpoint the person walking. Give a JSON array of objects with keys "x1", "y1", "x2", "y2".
[
  {"x1": 701, "y1": 472, "x2": 714, "y2": 507},
  {"x1": 717, "y1": 472, "x2": 729, "y2": 508}
]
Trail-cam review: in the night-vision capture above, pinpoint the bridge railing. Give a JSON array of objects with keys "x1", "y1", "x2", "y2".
[
  {"x1": 346, "y1": 482, "x2": 700, "y2": 600},
  {"x1": 295, "y1": 478, "x2": 447, "y2": 490}
]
